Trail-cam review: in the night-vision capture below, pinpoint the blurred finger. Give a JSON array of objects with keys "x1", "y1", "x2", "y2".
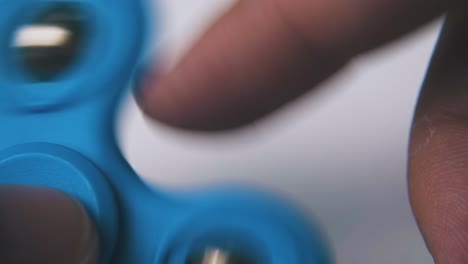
[
  {"x1": 0, "y1": 186, "x2": 98, "y2": 264},
  {"x1": 140, "y1": 0, "x2": 453, "y2": 131},
  {"x1": 409, "y1": 6, "x2": 468, "y2": 263}
]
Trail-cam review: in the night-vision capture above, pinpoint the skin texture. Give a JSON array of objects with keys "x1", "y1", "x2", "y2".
[
  {"x1": 139, "y1": 0, "x2": 468, "y2": 263},
  {"x1": 409, "y1": 9, "x2": 468, "y2": 263},
  {"x1": 3, "y1": 0, "x2": 468, "y2": 263}
]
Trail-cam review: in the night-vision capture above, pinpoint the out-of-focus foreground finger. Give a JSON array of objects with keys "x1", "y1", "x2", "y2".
[
  {"x1": 409, "y1": 6, "x2": 468, "y2": 264},
  {"x1": 140, "y1": 0, "x2": 453, "y2": 131},
  {"x1": 0, "y1": 186, "x2": 98, "y2": 264}
]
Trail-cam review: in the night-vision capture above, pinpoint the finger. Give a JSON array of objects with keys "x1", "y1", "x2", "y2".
[
  {"x1": 0, "y1": 186, "x2": 98, "y2": 264},
  {"x1": 409, "y1": 6, "x2": 468, "y2": 263},
  {"x1": 140, "y1": 0, "x2": 453, "y2": 131}
]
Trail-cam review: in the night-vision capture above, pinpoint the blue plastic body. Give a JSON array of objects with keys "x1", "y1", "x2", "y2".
[{"x1": 0, "y1": 1, "x2": 331, "y2": 263}]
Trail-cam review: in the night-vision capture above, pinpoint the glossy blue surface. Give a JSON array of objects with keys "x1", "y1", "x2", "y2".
[{"x1": 0, "y1": 1, "x2": 331, "y2": 263}]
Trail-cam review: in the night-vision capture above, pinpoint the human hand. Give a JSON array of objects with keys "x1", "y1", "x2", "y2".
[{"x1": 139, "y1": 0, "x2": 468, "y2": 263}]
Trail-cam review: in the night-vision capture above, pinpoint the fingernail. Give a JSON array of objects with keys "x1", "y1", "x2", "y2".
[{"x1": 0, "y1": 186, "x2": 99, "y2": 264}]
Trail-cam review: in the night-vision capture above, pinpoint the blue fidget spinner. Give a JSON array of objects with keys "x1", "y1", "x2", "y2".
[{"x1": 0, "y1": 1, "x2": 331, "y2": 263}]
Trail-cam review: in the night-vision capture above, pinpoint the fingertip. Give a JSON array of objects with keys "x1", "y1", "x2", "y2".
[
  {"x1": 409, "y1": 8, "x2": 468, "y2": 263},
  {"x1": 139, "y1": 0, "x2": 445, "y2": 132},
  {"x1": 138, "y1": 1, "x2": 347, "y2": 131},
  {"x1": 0, "y1": 186, "x2": 98, "y2": 264},
  {"x1": 139, "y1": 71, "x2": 263, "y2": 132}
]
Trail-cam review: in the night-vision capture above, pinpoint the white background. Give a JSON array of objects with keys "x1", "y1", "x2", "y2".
[{"x1": 119, "y1": 1, "x2": 443, "y2": 263}]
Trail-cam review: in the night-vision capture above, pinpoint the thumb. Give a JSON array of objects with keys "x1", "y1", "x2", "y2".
[{"x1": 0, "y1": 186, "x2": 98, "y2": 264}]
